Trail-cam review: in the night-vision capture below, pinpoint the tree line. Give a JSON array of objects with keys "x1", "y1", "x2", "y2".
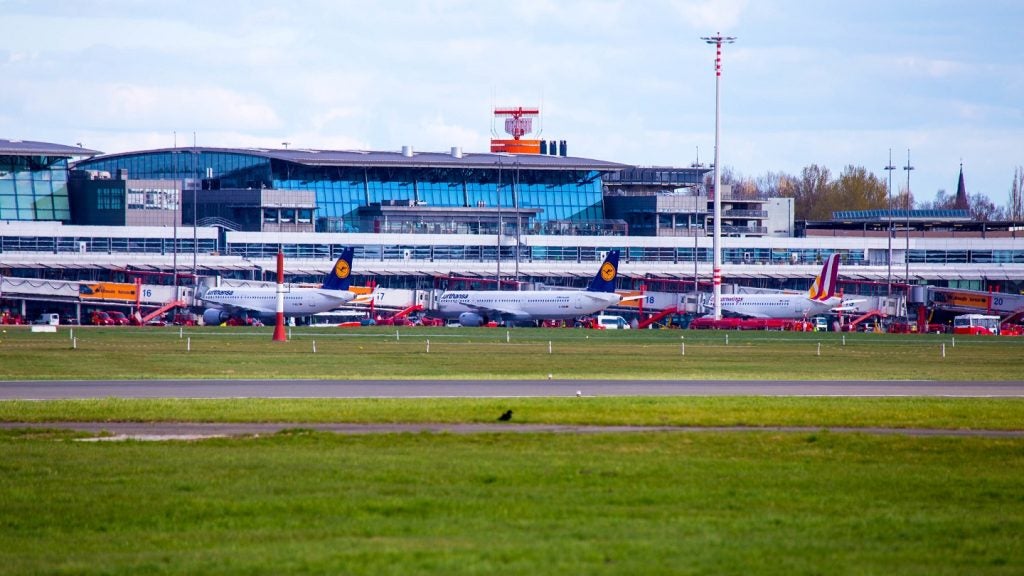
[{"x1": 709, "y1": 164, "x2": 1024, "y2": 222}]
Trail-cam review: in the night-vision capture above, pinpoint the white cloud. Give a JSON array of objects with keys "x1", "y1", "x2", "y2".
[
  {"x1": 892, "y1": 56, "x2": 966, "y2": 79},
  {"x1": 2, "y1": 0, "x2": 1020, "y2": 208},
  {"x1": 19, "y1": 82, "x2": 283, "y2": 132},
  {"x1": 668, "y1": 0, "x2": 748, "y2": 31}
]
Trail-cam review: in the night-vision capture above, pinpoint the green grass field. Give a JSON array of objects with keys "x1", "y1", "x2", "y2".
[
  {"x1": 1, "y1": 325, "x2": 1022, "y2": 380},
  {"x1": 2, "y1": 326, "x2": 1023, "y2": 574},
  {"x1": 3, "y1": 396, "x2": 1024, "y2": 430},
  {"x1": 2, "y1": 429, "x2": 1022, "y2": 575}
]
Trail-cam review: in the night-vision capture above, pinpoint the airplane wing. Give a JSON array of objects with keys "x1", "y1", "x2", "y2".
[
  {"x1": 461, "y1": 302, "x2": 532, "y2": 323},
  {"x1": 831, "y1": 299, "x2": 867, "y2": 312},
  {"x1": 616, "y1": 293, "x2": 645, "y2": 303},
  {"x1": 198, "y1": 290, "x2": 276, "y2": 316},
  {"x1": 205, "y1": 301, "x2": 276, "y2": 316}
]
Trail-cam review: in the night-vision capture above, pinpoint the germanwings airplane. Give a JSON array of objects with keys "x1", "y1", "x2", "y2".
[
  {"x1": 437, "y1": 250, "x2": 625, "y2": 326},
  {"x1": 199, "y1": 248, "x2": 356, "y2": 325},
  {"x1": 716, "y1": 253, "x2": 853, "y2": 319}
]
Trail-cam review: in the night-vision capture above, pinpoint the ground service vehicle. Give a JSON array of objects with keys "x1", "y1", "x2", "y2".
[
  {"x1": 596, "y1": 315, "x2": 630, "y2": 330},
  {"x1": 106, "y1": 311, "x2": 130, "y2": 325},
  {"x1": 90, "y1": 311, "x2": 113, "y2": 325},
  {"x1": 953, "y1": 314, "x2": 1000, "y2": 335},
  {"x1": 34, "y1": 313, "x2": 60, "y2": 326}
]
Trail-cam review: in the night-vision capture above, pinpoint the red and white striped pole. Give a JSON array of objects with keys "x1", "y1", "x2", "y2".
[
  {"x1": 702, "y1": 32, "x2": 736, "y2": 320},
  {"x1": 272, "y1": 250, "x2": 287, "y2": 341}
]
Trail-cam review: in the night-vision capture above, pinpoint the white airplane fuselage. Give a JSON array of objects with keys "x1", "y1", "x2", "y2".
[
  {"x1": 201, "y1": 287, "x2": 355, "y2": 317},
  {"x1": 437, "y1": 290, "x2": 622, "y2": 323},
  {"x1": 719, "y1": 294, "x2": 841, "y2": 319}
]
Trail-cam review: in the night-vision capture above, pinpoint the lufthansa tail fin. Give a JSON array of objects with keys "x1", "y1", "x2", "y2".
[
  {"x1": 323, "y1": 248, "x2": 355, "y2": 291},
  {"x1": 586, "y1": 250, "x2": 620, "y2": 293},
  {"x1": 806, "y1": 254, "x2": 840, "y2": 301}
]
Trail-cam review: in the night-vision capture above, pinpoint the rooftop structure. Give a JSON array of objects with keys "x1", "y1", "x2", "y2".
[
  {"x1": 71, "y1": 146, "x2": 628, "y2": 234},
  {"x1": 0, "y1": 139, "x2": 101, "y2": 222}
]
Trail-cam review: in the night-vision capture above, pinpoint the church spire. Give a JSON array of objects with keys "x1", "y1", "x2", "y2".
[{"x1": 955, "y1": 162, "x2": 969, "y2": 210}]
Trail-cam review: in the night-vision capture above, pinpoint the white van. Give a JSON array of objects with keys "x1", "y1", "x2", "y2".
[
  {"x1": 596, "y1": 314, "x2": 630, "y2": 330},
  {"x1": 811, "y1": 316, "x2": 829, "y2": 332},
  {"x1": 34, "y1": 313, "x2": 60, "y2": 326}
]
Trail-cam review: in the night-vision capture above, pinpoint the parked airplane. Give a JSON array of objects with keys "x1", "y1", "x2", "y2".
[
  {"x1": 713, "y1": 253, "x2": 856, "y2": 319},
  {"x1": 436, "y1": 250, "x2": 626, "y2": 326},
  {"x1": 199, "y1": 248, "x2": 356, "y2": 325}
]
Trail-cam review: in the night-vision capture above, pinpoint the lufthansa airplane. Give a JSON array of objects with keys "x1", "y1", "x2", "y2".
[
  {"x1": 715, "y1": 253, "x2": 857, "y2": 319},
  {"x1": 437, "y1": 250, "x2": 626, "y2": 326},
  {"x1": 199, "y1": 248, "x2": 356, "y2": 325}
]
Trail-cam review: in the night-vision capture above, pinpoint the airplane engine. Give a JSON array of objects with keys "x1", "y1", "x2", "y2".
[
  {"x1": 458, "y1": 312, "x2": 485, "y2": 327},
  {"x1": 203, "y1": 309, "x2": 230, "y2": 326}
]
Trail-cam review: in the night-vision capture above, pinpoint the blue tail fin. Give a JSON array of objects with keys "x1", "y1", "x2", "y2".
[
  {"x1": 586, "y1": 250, "x2": 620, "y2": 293},
  {"x1": 323, "y1": 248, "x2": 354, "y2": 291}
]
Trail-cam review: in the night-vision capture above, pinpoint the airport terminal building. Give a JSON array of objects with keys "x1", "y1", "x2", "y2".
[{"x1": 2, "y1": 137, "x2": 1024, "y2": 323}]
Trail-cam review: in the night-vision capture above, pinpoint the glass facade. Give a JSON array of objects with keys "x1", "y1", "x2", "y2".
[
  {"x1": 272, "y1": 164, "x2": 604, "y2": 228},
  {"x1": 78, "y1": 150, "x2": 272, "y2": 188},
  {"x1": 0, "y1": 155, "x2": 71, "y2": 221},
  {"x1": 0, "y1": 234, "x2": 216, "y2": 255},
  {"x1": 76, "y1": 151, "x2": 605, "y2": 232}
]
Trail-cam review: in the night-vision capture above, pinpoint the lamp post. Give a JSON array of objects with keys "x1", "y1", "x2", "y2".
[
  {"x1": 192, "y1": 135, "x2": 198, "y2": 281},
  {"x1": 903, "y1": 149, "x2": 914, "y2": 286},
  {"x1": 171, "y1": 139, "x2": 179, "y2": 302},
  {"x1": 496, "y1": 159, "x2": 502, "y2": 289},
  {"x1": 702, "y1": 33, "x2": 736, "y2": 321},
  {"x1": 884, "y1": 149, "x2": 896, "y2": 298}
]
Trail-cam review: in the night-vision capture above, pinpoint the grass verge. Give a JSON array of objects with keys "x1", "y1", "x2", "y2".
[
  {"x1": 0, "y1": 325, "x2": 1022, "y2": 380},
  {"x1": 2, "y1": 396, "x2": 1024, "y2": 430},
  {"x1": 1, "y1": 429, "x2": 1022, "y2": 575}
]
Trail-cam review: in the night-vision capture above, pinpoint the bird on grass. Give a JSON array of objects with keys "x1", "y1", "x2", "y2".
[{"x1": 498, "y1": 409, "x2": 513, "y2": 422}]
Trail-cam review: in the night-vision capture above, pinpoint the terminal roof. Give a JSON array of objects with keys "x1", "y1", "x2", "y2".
[
  {"x1": 89, "y1": 146, "x2": 629, "y2": 172},
  {"x1": 0, "y1": 139, "x2": 102, "y2": 157}
]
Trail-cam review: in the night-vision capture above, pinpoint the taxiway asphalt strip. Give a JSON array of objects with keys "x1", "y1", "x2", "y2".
[{"x1": 1, "y1": 379, "x2": 1024, "y2": 399}]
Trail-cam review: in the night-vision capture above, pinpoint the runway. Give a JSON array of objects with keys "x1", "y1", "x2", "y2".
[{"x1": 2, "y1": 379, "x2": 1024, "y2": 399}]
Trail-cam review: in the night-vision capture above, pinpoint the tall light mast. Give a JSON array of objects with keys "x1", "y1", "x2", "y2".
[
  {"x1": 903, "y1": 149, "x2": 914, "y2": 286},
  {"x1": 701, "y1": 33, "x2": 736, "y2": 320},
  {"x1": 884, "y1": 149, "x2": 896, "y2": 298}
]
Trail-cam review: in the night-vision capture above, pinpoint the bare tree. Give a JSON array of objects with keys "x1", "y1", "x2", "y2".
[
  {"x1": 892, "y1": 185, "x2": 915, "y2": 214},
  {"x1": 1010, "y1": 167, "x2": 1024, "y2": 221},
  {"x1": 703, "y1": 166, "x2": 760, "y2": 199},
  {"x1": 756, "y1": 171, "x2": 798, "y2": 199},
  {"x1": 969, "y1": 193, "x2": 1006, "y2": 221},
  {"x1": 920, "y1": 189, "x2": 956, "y2": 210}
]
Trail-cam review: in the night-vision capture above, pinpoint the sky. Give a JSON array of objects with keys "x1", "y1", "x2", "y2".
[{"x1": 1, "y1": 0, "x2": 1022, "y2": 206}]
